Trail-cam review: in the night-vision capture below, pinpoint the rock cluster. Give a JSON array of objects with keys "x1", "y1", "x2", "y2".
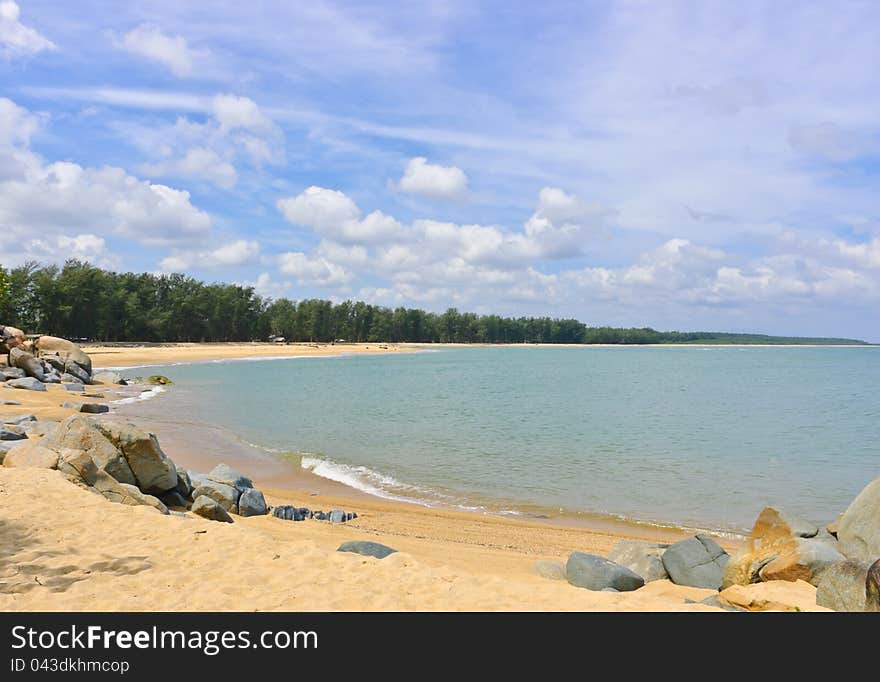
[{"x1": 271, "y1": 505, "x2": 357, "y2": 523}]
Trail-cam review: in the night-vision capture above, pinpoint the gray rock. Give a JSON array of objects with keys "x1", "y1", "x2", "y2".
[
  {"x1": 62, "y1": 362, "x2": 91, "y2": 385},
  {"x1": 2, "y1": 413, "x2": 36, "y2": 425},
  {"x1": 207, "y1": 463, "x2": 253, "y2": 490},
  {"x1": 61, "y1": 373, "x2": 84, "y2": 385},
  {"x1": 661, "y1": 534, "x2": 729, "y2": 590},
  {"x1": 329, "y1": 509, "x2": 346, "y2": 523},
  {"x1": 337, "y1": 541, "x2": 397, "y2": 559},
  {"x1": 272, "y1": 505, "x2": 304, "y2": 521},
  {"x1": 0, "y1": 399, "x2": 22, "y2": 405},
  {"x1": 160, "y1": 490, "x2": 190, "y2": 509},
  {"x1": 118, "y1": 483, "x2": 169, "y2": 514},
  {"x1": 0, "y1": 426, "x2": 27, "y2": 440},
  {"x1": 0, "y1": 367, "x2": 25, "y2": 380},
  {"x1": 189, "y1": 472, "x2": 208, "y2": 489},
  {"x1": 96, "y1": 421, "x2": 178, "y2": 494},
  {"x1": 174, "y1": 469, "x2": 193, "y2": 499},
  {"x1": 238, "y1": 488, "x2": 268, "y2": 517},
  {"x1": 816, "y1": 559, "x2": 871, "y2": 612},
  {"x1": 6, "y1": 377, "x2": 46, "y2": 391},
  {"x1": 685, "y1": 595, "x2": 744, "y2": 612},
  {"x1": 20, "y1": 421, "x2": 56, "y2": 437},
  {"x1": 838, "y1": 477, "x2": 880, "y2": 561},
  {"x1": 533, "y1": 560, "x2": 567, "y2": 581},
  {"x1": 192, "y1": 480, "x2": 239, "y2": 513},
  {"x1": 313, "y1": 511, "x2": 327, "y2": 521},
  {"x1": 92, "y1": 371, "x2": 126, "y2": 385},
  {"x1": 566, "y1": 552, "x2": 645, "y2": 592},
  {"x1": 191, "y1": 495, "x2": 233, "y2": 523},
  {"x1": 79, "y1": 403, "x2": 109, "y2": 414},
  {"x1": 41, "y1": 415, "x2": 137, "y2": 487},
  {"x1": 607, "y1": 540, "x2": 670, "y2": 582},
  {"x1": 9, "y1": 348, "x2": 46, "y2": 381}
]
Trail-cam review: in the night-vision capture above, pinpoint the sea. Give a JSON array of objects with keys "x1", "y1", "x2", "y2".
[{"x1": 114, "y1": 346, "x2": 880, "y2": 535}]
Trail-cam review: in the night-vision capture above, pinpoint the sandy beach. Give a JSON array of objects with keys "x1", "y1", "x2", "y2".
[{"x1": 0, "y1": 343, "x2": 833, "y2": 612}]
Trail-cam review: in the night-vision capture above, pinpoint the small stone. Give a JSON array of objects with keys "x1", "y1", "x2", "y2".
[
  {"x1": 272, "y1": 505, "x2": 304, "y2": 521},
  {"x1": 79, "y1": 403, "x2": 110, "y2": 414},
  {"x1": 338, "y1": 541, "x2": 397, "y2": 559},
  {"x1": 191, "y1": 495, "x2": 233, "y2": 523},
  {"x1": 6, "y1": 377, "x2": 46, "y2": 391},
  {"x1": 238, "y1": 488, "x2": 268, "y2": 517},
  {"x1": 329, "y1": 509, "x2": 346, "y2": 523}
]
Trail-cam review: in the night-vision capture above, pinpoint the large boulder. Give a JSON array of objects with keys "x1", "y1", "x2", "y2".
[
  {"x1": 56, "y1": 448, "x2": 97, "y2": 482},
  {"x1": 207, "y1": 463, "x2": 253, "y2": 490},
  {"x1": 8, "y1": 348, "x2": 46, "y2": 382},
  {"x1": 191, "y1": 495, "x2": 233, "y2": 523},
  {"x1": 95, "y1": 421, "x2": 178, "y2": 494},
  {"x1": 756, "y1": 537, "x2": 845, "y2": 586},
  {"x1": 34, "y1": 335, "x2": 92, "y2": 374},
  {"x1": 837, "y1": 477, "x2": 880, "y2": 562},
  {"x1": 2, "y1": 442, "x2": 59, "y2": 469},
  {"x1": 565, "y1": 552, "x2": 645, "y2": 592},
  {"x1": 337, "y1": 541, "x2": 397, "y2": 559},
  {"x1": 722, "y1": 506, "x2": 824, "y2": 588},
  {"x1": 606, "y1": 541, "x2": 670, "y2": 583},
  {"x1": 5, "y1": 376, "x2": 46, "y2": 391},
  {"x1": 192, "y1": 480, "x2": 239, "y2": 513},
  {"x1": 815, "y1": 559, "x2": 871, "y2": 612},
  {"x1": 662, "y1": 535, "x2": 729, "y2": 590},
  {"x1": 42, "y1": 415, "x2": 136, "y2": 486},
  {"x1": 92, "y1": 371, "x2": 126, "y2": 385},
  {"x1": 238, "y1": 488, "x2": 268, "y2": 517}
]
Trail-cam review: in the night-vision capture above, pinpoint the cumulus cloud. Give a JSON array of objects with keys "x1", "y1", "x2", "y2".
[
  {"x1": 131, "y1": 94, "x2": 283, "y2": 188},
  {"x1": 239, "y1": 272, "x2": 293, "y2": 299},
  {"x1": 0, "y1": 1, "x2": 54, "y2": 58},
  {"x1": 394, "y1": 157, "x2": 468, "y2": 200},
  {"x1": 278, "y1": 251, "x2": 352, "y2": 287},
  {"x1": 4, "y1": 234, "x2": 114, "y2": 268},
  {"x1": 160, "y1": 239, "x2": 260, "y2": 271},
  {"x1": 119, "y1": 24, "x2": 205, "y2": 77}
]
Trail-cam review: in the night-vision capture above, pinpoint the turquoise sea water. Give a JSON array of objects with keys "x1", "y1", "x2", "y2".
[{"x1": 119, "y1": 346, "x2": 880, "y2": 532}]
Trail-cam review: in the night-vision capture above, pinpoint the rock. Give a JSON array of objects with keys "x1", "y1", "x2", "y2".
[
  {"x1": 756, "y1": 537, "x2": 845, "y2": 586},
  {"x1": 272, "y1": 505, "x2": 305, "y2": 521},
  {"x1": 56, "y1": 448, "x2": 97, "y2": 483},
  {"x1": 238, "y1": 488, "x2": 268, "y2": 517},
  {"x1": 313, "y1": 511, "x2": 326, "y2": 520},
  {"x1": 160, "y1": 490, "x2": 190, "y2": 509},
  {"x1": 0, "y1": 367, "x2": 25, "y2": 380},
  {"x1": 3, "y1": 443, "x2": 59, "y2": 469},
  {"x1": 41, "y1": 353, "x2": 66, "y2": 372},
  {"x1": 192, "y1": 480, "x2": 239, "y2": 513},
  {"x1": 92, "y1": 371, "x2": 126, "y2": 385},
  {"x1": 79, "y1": 403, "x2": 109, "y2": 414},
  {"x1": 337, "y1": 541, "x2": 397, "y2": 559},
  {"x1": 9, "y1": 348, "x2": 46, "y2": 381},
  {"x1": 0, "y1": 399, "x2": 22, "y2": 405},
  {"x1": 607, "y1": 541, "x2": 670, "y2": 582},
  {"x1": 207, "y1": 463, "x2": 253, "y2": 490},
  {"x1": 815, "y1": 559, "x2": 871, "y2": 612},
  {"x1": 2, "y1": 413, "x2": 36, "y2": 424},
  {"x1": 6, "y1": 377, "x2": 46, "y2": 391},
  {"x1": 118, "y1": 483, "x2": 169, "y2": 514},
  {"x1": 34, "y1": 335, "x2": 92, "y2": 374},
  {"x1": 42, "y1": 415, "x2": 136, "y2": 486},
  {"x1": 826, "y1": 513, "x2": 843, "y2": 539},
  {"x1": 837, "y1": 477, "x2": 880, "y2": 561},
  {"x1": 719, "y1": 580, "x2": 828, "y2": 612},
  {"x1": 174, "y1": 469, "x2": 193, "y2": 499},
  {"x1": 662, "y1": 534, "x2": 729, "y2": 590},
  {"x1": 566, "y1": 552, "x2": 645, "y2": 592},
  {"x1": 867, "y1": 559, "x2": 880, "y2": 613},
  {"x1": 96, "y1": 421, "x2": 178, "y2": 494},
  {"x1": 62, "y1": 361, "x2": 91, "y2": 384},
  {"x1": 0, "y1": 426, "x2": 27, "y2": 440},
  {"x1": 61, "y1": 373, "x2": 84, "y2": 385},
  {"x1": 191, "y1": 495, "x2": 233, "y2": 523},
  {"x1": 533, "y1": 560, "x2": 567, "y2": 581},
  {"x1": 20, "y1": 421, "x2": 56, "y2": 437},
  {"x1": 145, "y1": 375, "x2": 173, "y2": 385},
  {"x1": 189, "y1": 471, "x2": 208, "y2": 489},
  {"x1": 329, "y1": 509, "x2": 346, "y2": 523},
  {"x1": 696, "y1": 595, "x2": 744, "y2": 612}
]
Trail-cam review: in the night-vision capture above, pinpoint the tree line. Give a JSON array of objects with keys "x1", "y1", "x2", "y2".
[{"x1": 0, "y1": 261, "x2": 864, "y2": 345}]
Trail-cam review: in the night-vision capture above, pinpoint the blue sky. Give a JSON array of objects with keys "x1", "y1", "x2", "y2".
[{"x1": 1, "y1": 1, "x2": 879, "y2": 340}]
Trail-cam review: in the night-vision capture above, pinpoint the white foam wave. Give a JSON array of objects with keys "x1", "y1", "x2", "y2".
[{"x1": 109, "y1": 385, "x2": 166, "y2": 406}]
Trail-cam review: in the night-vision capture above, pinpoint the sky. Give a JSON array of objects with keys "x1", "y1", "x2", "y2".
[{"x1": 1, "y1": 0, "x2": 878, "y2": 340}]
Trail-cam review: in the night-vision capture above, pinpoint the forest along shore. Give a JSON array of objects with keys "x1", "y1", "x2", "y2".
[{"x1": 1, "y1": 342, "x2": 877, "y2": 611}]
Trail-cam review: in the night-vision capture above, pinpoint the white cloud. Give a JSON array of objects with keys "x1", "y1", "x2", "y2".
[
  {"x1": 524, "y1": 187, "x2": 611, "y2": 258},
  {"x1": 278, "y1": 251, "x2": 352, "y2": 287},
  {"x1": 143, "y1": 147, "x2": 237, "y2": 189},
  {"x1": 3, "y1": 233, "x2": 114, "y2": 268},
  {"x1": 394, "y1": 157, "x2": 468, "y2": 200},
  {"x1": 0, "y1": 97, "x2": 41, "y2": 149},
  {"x1": 239, "y1": 272, "x2": 293, "y2": 299},
  {"x1": 120, "y1": 24, "x2": 205, "y2": 77},
  {"x1": 160, "y1": 239, "x2": 260, "y2": 271},
  {"x1": 0, "y1": 1, "x2": 54, "y2": 58}
]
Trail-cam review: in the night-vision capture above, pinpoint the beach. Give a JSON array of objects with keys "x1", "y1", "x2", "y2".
[{"x1": 0, "y1": 343, "x2": 840, "y2": 612}]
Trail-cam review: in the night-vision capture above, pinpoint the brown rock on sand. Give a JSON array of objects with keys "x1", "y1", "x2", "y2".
[
  {"x1": 2, "y1": 442, "x2": 59, "y2": 469},
  {"x1": 718, "y1": 580, "x2": 830, "y2": 612}
]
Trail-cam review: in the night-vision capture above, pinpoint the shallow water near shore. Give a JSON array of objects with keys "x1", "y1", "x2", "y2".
[{"x1": 116, "y1": 346, "x2": 880, "y2": 533}]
